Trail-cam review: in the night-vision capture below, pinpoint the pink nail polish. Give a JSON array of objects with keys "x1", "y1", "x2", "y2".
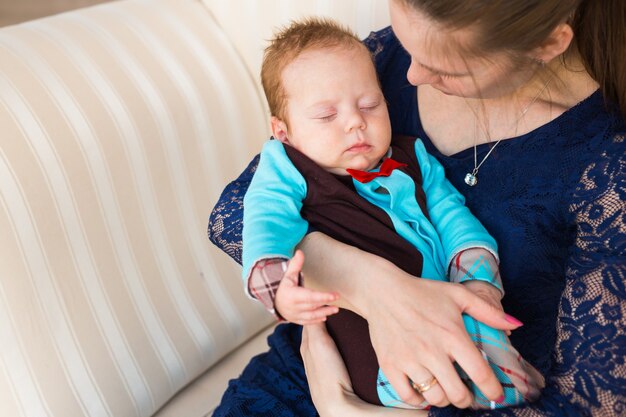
[
  {"x1": 496, "y1": 395, "x2": 505, "y2": 403},
  {"x1": 504, "y1": 314, "x2": 523, "y2": 326}
]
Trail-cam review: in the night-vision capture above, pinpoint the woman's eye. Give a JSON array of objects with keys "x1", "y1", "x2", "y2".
[{"x1": 418, "y1": 62, "x2": 461, "y2": 80}]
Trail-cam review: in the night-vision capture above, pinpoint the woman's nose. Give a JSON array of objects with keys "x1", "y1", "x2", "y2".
[{"x1": 406, "y1": 60, "x2": 439, "y2": 86}]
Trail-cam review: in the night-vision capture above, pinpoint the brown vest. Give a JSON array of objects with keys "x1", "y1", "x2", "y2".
[{"x1": 283, "y1": 135, "x2": 428, "y2": 404}]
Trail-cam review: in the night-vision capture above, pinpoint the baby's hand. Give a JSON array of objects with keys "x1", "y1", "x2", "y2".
[
  {"x1": 462, "y1": 280, "x2": 503, "y2": 312},
  {"x1": 462, "y1": 280, "x2": 513, "y2": 335},
  {"x1": 461, "y1": 280, "x2": 511, "y2": 336},
  {"x1": 275, "y1": 250, "x2": 340, "y2": 325}
]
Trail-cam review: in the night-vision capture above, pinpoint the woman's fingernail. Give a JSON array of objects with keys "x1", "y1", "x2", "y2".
[
  {"x1": 496, "y1": 395, "x2": 505, "y2": 403},
  {"x1": 504, "y1": 314, "x2": 523, "y2": 326}
]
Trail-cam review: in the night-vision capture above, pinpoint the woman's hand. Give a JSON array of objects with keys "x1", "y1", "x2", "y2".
[
  {"x1": 301, "y1": 323, "x2": 427, "y2": 417},
  {"x1": 299, "y1": 233, "x2": 522, "y2": 409},
  {"x1": 301, "y1": 322, "x2": 354, "y2": 416},
  {"x1": 365, "y1": 273, "x2": 512, "y2": 408}
]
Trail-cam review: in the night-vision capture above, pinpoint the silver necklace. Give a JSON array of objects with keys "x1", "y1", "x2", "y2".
[{"x1": 464, "y1": 78, "x2": 552, "y2": 186}]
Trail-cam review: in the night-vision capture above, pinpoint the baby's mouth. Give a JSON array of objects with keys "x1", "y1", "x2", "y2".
[{"x1": 346, "y1": 143, "x2": 372, "y2": 152}]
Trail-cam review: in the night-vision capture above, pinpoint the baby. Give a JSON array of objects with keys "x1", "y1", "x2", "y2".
[{"x1": 241, "y1": 17, "x2": 543, "y2": 409}]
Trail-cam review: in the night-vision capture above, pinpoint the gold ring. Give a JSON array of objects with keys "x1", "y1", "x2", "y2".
[{"x1": 411, "y1": 376, "x2": 439, "y2": 393}]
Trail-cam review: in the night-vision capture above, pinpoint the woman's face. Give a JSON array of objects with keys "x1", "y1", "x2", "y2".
[{"x1": 389, "y1": 0, "x2": 534, "y2": 99}]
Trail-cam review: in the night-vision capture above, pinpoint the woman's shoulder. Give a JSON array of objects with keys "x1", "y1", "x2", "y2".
[
  {"x1": 362, "y1": 26, "x2": 397, "y2": 63},
  {"x1": 362, "y1": 27, "x2": 410, "y2": 80},
  {"x1": 546, "y1": 91, "x2": 625, "y2": 154},
  {"x1": 362, "y1": 27, "x2": 418, "y2": 135},
  {"x1": 576, "y1": 98, "x2": 624, "y2": 158},
  {"x1": 560, "y1": 96, "x2": 625, "y2": 216}
]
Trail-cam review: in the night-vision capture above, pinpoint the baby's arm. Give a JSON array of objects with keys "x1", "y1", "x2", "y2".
[
  {"x1": 243, "y1": 141, "x2": 339, "y2": 321},
  {"x1": 248, "y1": 253, "x2": 339, "y2": 322},
  {"x1": 413, "y1": 139, "x2": 503, "y2": 289}
]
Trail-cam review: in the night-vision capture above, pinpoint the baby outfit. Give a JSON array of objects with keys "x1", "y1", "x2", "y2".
[{"x1": 242, "y1": 135, "x2": 543, "y2": 409}]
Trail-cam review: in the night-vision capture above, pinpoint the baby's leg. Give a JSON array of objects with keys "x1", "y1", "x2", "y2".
[
  {"x1": 372, "y1": 316, "x2": 544, "y2": 410},
  {"x1": 460, "y1": 314, "x2": 545, "y2": 409},
  {"x1": 325, "y1": 309, "x2": 543, "y2": 409},
  {"x1": 375, "y1": 309, "x2": 545, "y2": 409}
]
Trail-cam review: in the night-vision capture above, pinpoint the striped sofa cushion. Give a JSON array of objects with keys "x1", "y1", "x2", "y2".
[{"x1": 0, "y1": 0, "x2": 272, "y2": 416}]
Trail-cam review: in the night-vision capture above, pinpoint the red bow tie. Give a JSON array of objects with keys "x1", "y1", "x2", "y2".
[{"x1": 346, "y1": 158, "x2": 407, "y2": 183}]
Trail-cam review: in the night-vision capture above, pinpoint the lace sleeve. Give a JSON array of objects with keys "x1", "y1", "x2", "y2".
[
  {"x1": 430, "y1": 135, "x2": 626, "y2": 417},
  {"x1": 208, "y1": 154, "x2": 259, "y2": 265},
  {"x1": 552, "y1": 134, "x2": 626, "y2": 416}
]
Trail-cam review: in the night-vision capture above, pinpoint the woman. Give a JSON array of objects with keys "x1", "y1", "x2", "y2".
[{"x1": 210, "y1": 0, "x2": 625, "y2": 415}]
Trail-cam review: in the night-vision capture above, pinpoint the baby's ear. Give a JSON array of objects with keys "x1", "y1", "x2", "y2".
[{"x1": 271, "y1": 116, "x2": 290, "y2": 144}]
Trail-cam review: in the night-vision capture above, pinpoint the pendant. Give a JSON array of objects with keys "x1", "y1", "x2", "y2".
[{"x1": 464, "y1": 172, "x2": 478, "y2": 186}]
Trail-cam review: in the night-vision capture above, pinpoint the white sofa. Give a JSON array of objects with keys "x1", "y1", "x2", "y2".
[{"x1": 0, "y1": 1, "x2": 389, "y2": 416}]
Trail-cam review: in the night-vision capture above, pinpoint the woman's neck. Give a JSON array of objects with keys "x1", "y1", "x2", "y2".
[{"x1": 418, "y1": 57, "x2": 598, "y2": 156}]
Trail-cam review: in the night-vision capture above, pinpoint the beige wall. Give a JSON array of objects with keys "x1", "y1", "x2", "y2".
[{"x1": 0, "y1": 0, "x2": 110, "y2": 27}]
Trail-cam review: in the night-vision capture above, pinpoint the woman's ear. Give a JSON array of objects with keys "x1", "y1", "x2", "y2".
[
  {"x1": 271, "y1": 116, "x2": 290, "y2": 144},
  {"x1": 532, "y1": 22, "x2": 574, "y2": 64}
]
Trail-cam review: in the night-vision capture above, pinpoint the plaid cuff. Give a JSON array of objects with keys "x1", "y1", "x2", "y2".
[
  {"x1": 247, "y1": 257, "x2": 289, "y2": 320},
  {"x1": 448, "y1": 248, "x2": 503, "y2": 294}
]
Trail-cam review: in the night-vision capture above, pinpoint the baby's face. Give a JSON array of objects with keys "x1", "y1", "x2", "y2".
[{"x1": 274, "y1": 46, "x2": 392, "y2": 175}]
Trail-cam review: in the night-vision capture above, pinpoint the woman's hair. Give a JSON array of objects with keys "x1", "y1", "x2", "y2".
[
  {"x1": 261, "y1": 17, "x2": 367, "y2": 121},
  {"x1": 398, "y1": 0, "x2": 626, "y2": 119}
]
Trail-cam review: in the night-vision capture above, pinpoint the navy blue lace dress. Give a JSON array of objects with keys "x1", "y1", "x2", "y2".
[{"x1": 209, "y1": 27, "x2": 626, "y2": 417}]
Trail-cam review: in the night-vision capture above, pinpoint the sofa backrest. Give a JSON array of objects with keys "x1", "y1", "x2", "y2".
[
  {"x1": 203, "y1": 0, "x2": 391, "y2": 106},
  {"x1": 0, "y1": 0, "x2": 271, "y2": 415}
]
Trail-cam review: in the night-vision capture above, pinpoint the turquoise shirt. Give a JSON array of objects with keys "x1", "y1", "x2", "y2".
[{"x1": 242, "y1": 138, "x2": 497, "y2": 282}]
